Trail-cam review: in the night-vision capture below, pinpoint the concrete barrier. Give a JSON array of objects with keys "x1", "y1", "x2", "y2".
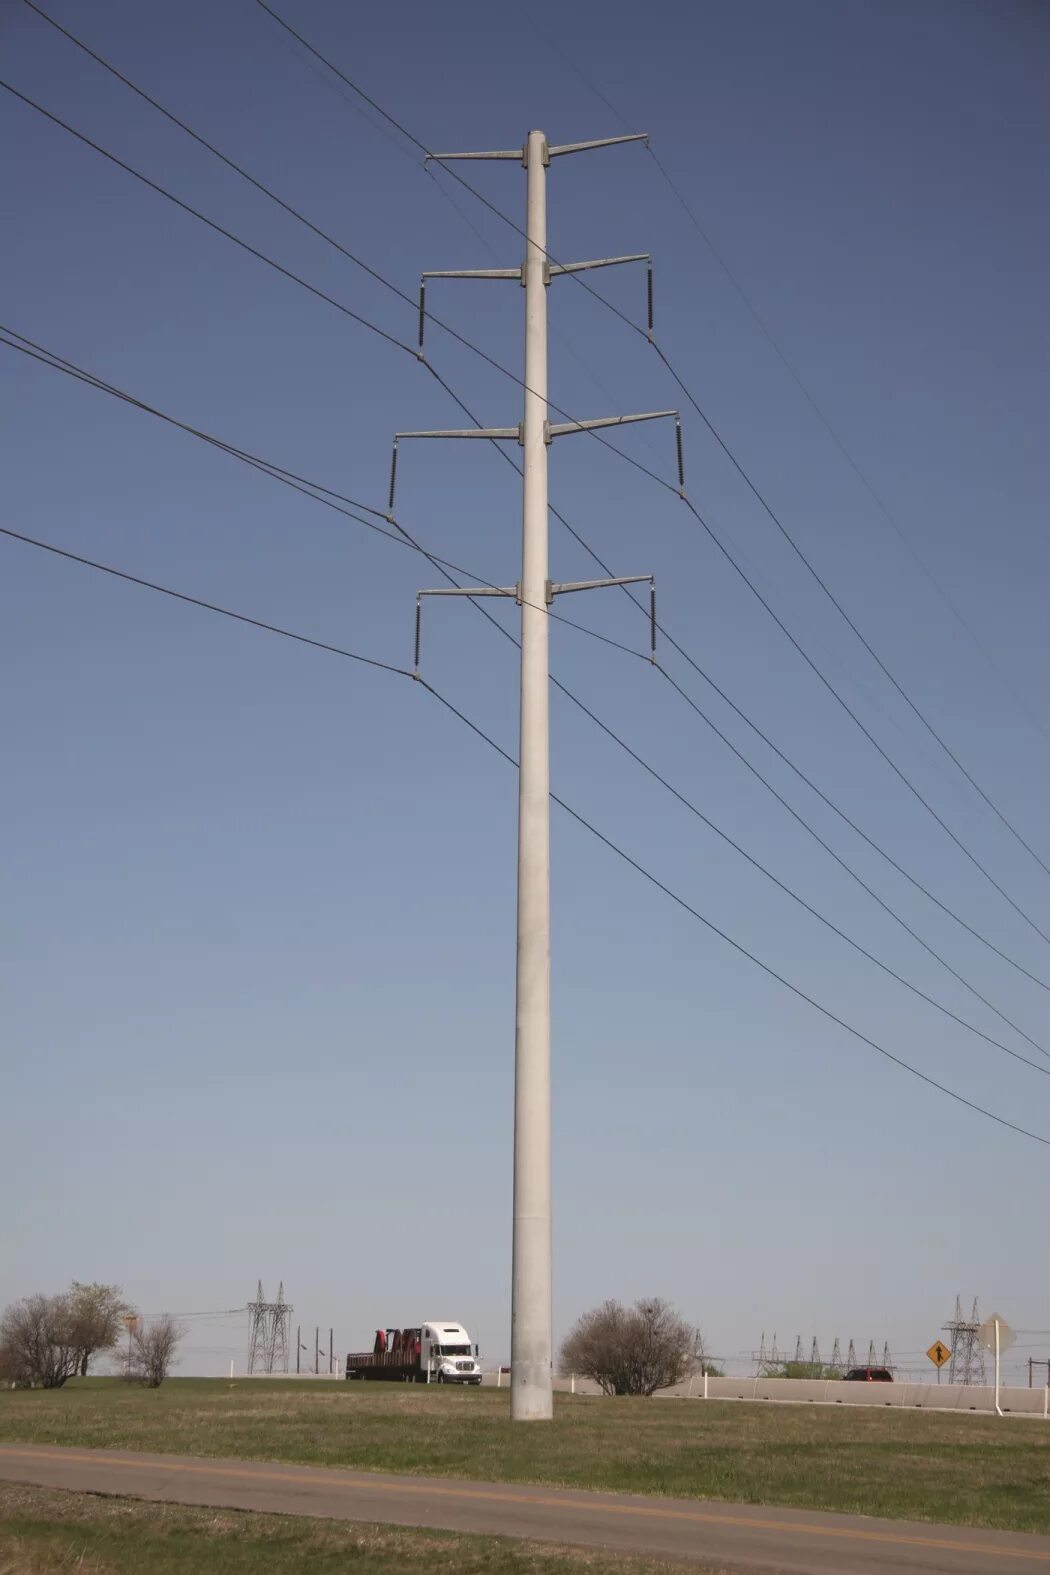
[
  {"x1": 479, "y1": 1371, "x2": 1050, "y2": 1415},
  {"x1": 662, "y1": 1374, "x2": 1050, "y2": 1415}
]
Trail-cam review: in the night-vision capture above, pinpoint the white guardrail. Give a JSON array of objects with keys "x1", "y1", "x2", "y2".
[
  {"x1": 482, "y1": 1371, "x2": 1050, "y2": 1413},
  {"x1": 681, "y1": 1374, "x2": 1050, "y2": 1414}
]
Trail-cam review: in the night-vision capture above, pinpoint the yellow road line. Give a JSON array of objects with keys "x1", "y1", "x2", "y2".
[{"x1": 1, "y1": 1446, "x2": 1047, "y2": 1563}]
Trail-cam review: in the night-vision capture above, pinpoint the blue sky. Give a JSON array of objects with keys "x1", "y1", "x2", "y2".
[{"x1": 3, "y1": 0, "x2": 1048, "y2": 1379}]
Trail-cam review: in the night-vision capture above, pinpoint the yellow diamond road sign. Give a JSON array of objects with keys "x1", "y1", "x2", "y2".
[{"x1": 927, "y1": 1340, "x2": 950, "y2": 1368}]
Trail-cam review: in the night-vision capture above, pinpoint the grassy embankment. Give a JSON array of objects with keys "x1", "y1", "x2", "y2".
[
  {"x1": 0, "y1": 1483, "x2": 729, "y2": 1574},
  {"x1": 1, "y1": 1378, "x2": 1048, "y2": 1533}
]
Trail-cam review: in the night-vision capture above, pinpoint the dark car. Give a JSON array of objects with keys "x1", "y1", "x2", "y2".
[{"x1": 844, "y1": 1366, "x2": 893, "y2": 1382}]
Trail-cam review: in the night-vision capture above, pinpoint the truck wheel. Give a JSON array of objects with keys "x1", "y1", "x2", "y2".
[{"x1": 436, "y1": 1372, "x2": 444, "y2": 1384}]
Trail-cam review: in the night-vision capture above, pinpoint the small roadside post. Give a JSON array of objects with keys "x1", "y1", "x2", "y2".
[
  {"x1": 926, "y1": 1339, "x2": 951, "y2": 1385},
  {"x1": 978, "y1": 1314, "x2": 1014, "y2": 1417},
  {"x1": 123, "y1": 1314, "x2": 140, "y2": 1379}
]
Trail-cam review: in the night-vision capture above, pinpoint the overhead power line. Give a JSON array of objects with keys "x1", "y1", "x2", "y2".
[
  {"x1": 421, "y1": 684, "x2": 1050, "y2": 1152},
  {"x1": 6, "y1": 517, "x2": 1047, "y2": 1150},
  {"x1": 238, "y1": 10, "x2": 1050, "y2": 899},
  {"x1": 550, "y1": 670, "x2": 1050, "y2": 1079},
  {"x1": 528, "y1": 14, "x2": 1050, "y2": 754},
  {"x1": 652, "y1": 622, "x2": 1050, "y2": 995},
  {"x1": 0, "y1": 73, "x2": 680, "y2": 508},
  {"x1": 6, "y1": 427, "x2": 1042, "y2": 1074},
  {"x1": 7, "y1": 322, "x2": 1047, "y2": 1000},
  {"x1": 306, "y1": 366, "x2": 1050, "y2": 1077},
  {"x1": 251, "y1": 0, "x2": 646, "y2": 343},
  {"x1": 8, "y1": 16, "x2": 1034, "y2": 903},
  {"x1": 653, "y1": 661, "x2": 1049, "y2": 1059},
  {"x1": 647, "y1": 169, "x2": 1050, "y2": 756},
  {"x1": 0, "y1": 525, "x2": 414, "y2": 679},
  {"x1": 9, "y1": 331, "x2": 1044, "y2": 1079},
  {"x1": 419, "y1": 365, "x2": 1050, "y2": 996},
  {"x1": 0, "y1": 331, "x2": 643, "y2": 667},
  {"x1": 674, "y1": 482, "x2": 1050, "y2": 947},
  {"x1": 415, "y1": 366, "x2": 1050, "y2": 1008},
  {"x1": 651, "y1": 341, "x2": 1050, "y2": 881},
  {"x1": 0, "y1": 77, "x2": 415, "y2": 359}
]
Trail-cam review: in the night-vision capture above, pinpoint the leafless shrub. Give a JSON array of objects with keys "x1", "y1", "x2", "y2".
[
  {"x1": 559, "y1": 1297, "x2": 700, "y2": 1396},
  {"x1": 130, "y1": 1315, "x2": 184, "y2": 1387},
  {"x1": 0, "y1": 1294, "x2": 80, "y2": 1389}
]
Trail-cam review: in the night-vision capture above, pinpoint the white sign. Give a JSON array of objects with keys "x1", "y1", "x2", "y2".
[{"x1": 978, "y1": 1314, "x2": 1015, "y2": 1354}]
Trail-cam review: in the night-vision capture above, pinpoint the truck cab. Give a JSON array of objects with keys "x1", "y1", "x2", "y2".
[{"x1": 421, "y1": 1321, "x2": 482, "y2": 1385}]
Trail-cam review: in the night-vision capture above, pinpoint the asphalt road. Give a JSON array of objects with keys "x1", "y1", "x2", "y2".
[{"x1": 2, "y1": 1443, "x2": 1049, "y2": 1573}]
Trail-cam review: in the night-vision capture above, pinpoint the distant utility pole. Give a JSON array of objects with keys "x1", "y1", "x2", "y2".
[{"x1": 394, "y1": 128, "x2": 679, "y2": 1422}]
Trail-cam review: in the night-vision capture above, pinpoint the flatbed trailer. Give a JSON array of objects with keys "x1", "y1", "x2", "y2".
[
  {"x1": 345, "y1": 1320, "x2": 482, "y2": 1385},
  {"x1": 345, "y1": 1349, "x2": 423, "y2": 1383}
]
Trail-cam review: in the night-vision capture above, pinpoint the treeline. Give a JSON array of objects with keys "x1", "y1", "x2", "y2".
[{"x1": 0, "y1": 1283, "x2": 182, "y2": 1389}]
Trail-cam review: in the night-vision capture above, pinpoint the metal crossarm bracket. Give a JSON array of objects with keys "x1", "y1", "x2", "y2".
[
  {"x1": 395, "y1": 427, "x2": 519, "y2": 440},
  {"x1": 414, "y1": 585, "x2": 516, "y2": 674},
  {"x1": 547, "y1": 134, "x2": 649, "y2": 158},
  {"x1": 413, "y1": 574, "x2": 657, "y2": 676},
  {"x1": 549, "y1": 575, "x2": 651, "y2": 595},
  {"x1": 422, "y1": 268, "x2": 520, "y2": 281},
  {"x1": 544, "y1": 409, "x2": 685, "y2": 493},
  {"x1": 550, "y1": 574, "x2": 657, "y2": 662},
  {"x1": 389, "y1": 429, "x2": 519, "y2": 511},
  {"x1": 547, "y1": 409, "x2": 675, "y2": 438},
  {"x1": 418, "y1": 254, "x2": 654, "y2": 352},
  {"x1": 390, "y1": 406, "x2": 683, "y2": 510},
  {"x1": 426, "y1": 133, "x2": 647, "y2": 170},
  {"x1": 425, "y1": 148, "x2": 522, "y2": 163},
  {"x1": 547, "y1": 253, "x2": 649, "y2": 277}
]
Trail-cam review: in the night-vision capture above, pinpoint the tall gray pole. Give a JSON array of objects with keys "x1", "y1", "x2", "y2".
[
  {"x1": 396, "y1": 126, "x2": 657, "y2": 1423},
  {"x1": 512, "y1": 127, "x2": 553, "y2": 1422}
]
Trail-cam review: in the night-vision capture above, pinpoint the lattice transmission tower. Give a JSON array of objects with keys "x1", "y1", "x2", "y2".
[
  {"x1": 945, "y1": 1296, "x2": 985, "y2": 1385},
  {"x1": 246, "y1": 1281, "x2": 293, "y2": 1374}
]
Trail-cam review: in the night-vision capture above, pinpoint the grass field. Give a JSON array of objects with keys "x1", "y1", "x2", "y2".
[
  {"x1": 1, "y1": 1379, "x2": 1049, "y2": 1534},
  {"x1": 0, "y1": 1483, "x2": 727, "y2": 1574}
]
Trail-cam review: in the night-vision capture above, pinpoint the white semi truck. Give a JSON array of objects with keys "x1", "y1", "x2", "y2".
[{"x1": 345, "y1": 1320, "x2": 482, "y2": 1385}]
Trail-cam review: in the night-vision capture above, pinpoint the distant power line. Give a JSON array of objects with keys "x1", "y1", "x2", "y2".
[{"x1": 5, "y1": 519, "x2": 1047, "y2": 1149}]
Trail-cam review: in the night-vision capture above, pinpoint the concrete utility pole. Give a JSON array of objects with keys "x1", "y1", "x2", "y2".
[
  {"x1": 513, "y1": 125, "x2": 555, "y2": 1424},
  {"x1": 392, "y1": 129, "x2": 679, "y2": 1421}
]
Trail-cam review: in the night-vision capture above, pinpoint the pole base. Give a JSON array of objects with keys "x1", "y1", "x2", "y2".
[{"x1": 510, "y1": 1369, "x2": 554, "y2": 1421}]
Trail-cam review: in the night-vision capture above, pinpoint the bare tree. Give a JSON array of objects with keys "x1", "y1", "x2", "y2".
[
  {"x1": 559, "y1": 1298, "x2": 699, "y2": 1396},
  {"x1": 130, "y1": 1316, "x2": 184, "y2": 1387},
  {"x1": 68, "y1": 1282, "x2": 131, "y2": 1378},
  {"x1": 0, "y1": 1294, "x2": 80, "y2": 1389}
]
